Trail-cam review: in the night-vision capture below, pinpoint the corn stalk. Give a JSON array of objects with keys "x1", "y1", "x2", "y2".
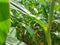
[{"x1": 45, "y1": 0, "x2": 56, "y2": 45}]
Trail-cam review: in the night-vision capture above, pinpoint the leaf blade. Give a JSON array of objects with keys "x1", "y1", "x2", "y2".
[{"x1": 0, "y1": 0, "x2": 10, "y2": 44}]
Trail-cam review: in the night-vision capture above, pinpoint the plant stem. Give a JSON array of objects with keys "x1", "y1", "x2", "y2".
[
  {"x1": 45, "y1": 30, "x2": 52, "y2": 45},
  {"x1": 45, "y1": 0, "x2": 56, "y2": 45},
  {"x1": 48, "y1": 0, "x2": 56, "y2": 30}
]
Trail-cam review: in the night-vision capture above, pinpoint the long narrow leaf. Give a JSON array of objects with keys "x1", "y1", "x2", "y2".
[
  {"x1": 10, "y1": 1, "x2": 47, "y2": 30},
  {"x1": 21, "y1": 23, "x2": 37, "y2": 44},
  {"x1": 10, "y1": 12, "x2": 37, "y2": 44},
  {"x1": 0, "y1": 0, "x2": 10, "y2": 45}
]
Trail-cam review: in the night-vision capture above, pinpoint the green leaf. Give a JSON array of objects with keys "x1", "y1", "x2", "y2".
[
  {"x1": 0, "y1": 0, "x2": 10, "y2": 45},
  {"x1": 10, "y1": 1, "x2": 47, "y2": 30},
  {"x1": 35, "y1": 19, "x2": 47, "y2": 30},
  {"x1": 40, "y1": 0, "x2": 46, "y2": 6},
  {"x1": 21, "y1": 23, "x2": 37, "y2": 45},
  {"x1": 10, "y1": 13, "x2": 37, "y2": 44}
]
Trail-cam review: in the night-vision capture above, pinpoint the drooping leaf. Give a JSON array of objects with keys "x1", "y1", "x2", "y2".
[
  {"x1": 0, "y1": 0, "x2": 10, "y2": 45},
  {"x1": 21, "y1": 23, "x2": 37, "y2": 45},
  {"x1": 10, "y1": 1, "x2": 47, "y2": 30}
]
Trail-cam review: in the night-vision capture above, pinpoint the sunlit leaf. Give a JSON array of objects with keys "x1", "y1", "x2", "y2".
[
  {"x1": 0, "y1": 0, "x2": 10, "y2": 45},
  {"x1": 10, "y1": 1, "x2": 47, "y2": 30}
]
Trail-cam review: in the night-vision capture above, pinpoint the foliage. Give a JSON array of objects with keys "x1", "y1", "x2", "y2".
[
  {"x1": 10, "y1": 0, "x2": 60, "y2": 45},
  {"x1": 0, "y1": 0, "x2": 60, "y2": 45},
  {"x1": 0, "y1": 0, "x2": 10, "y2": 45}
]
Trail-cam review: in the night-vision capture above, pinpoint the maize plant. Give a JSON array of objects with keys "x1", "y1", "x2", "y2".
[{"x1": 0, "y1": 0, "x2": 60, "y2": 45}]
